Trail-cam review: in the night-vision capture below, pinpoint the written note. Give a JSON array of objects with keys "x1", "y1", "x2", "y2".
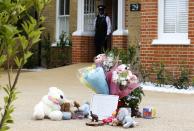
[{"x1": 90, "y1": 94, "x2": 119, "y2": 120}]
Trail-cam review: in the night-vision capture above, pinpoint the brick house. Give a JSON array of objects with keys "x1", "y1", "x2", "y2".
[{"x1": 43, "y1": 0, "x2": 194, "y2": 78}]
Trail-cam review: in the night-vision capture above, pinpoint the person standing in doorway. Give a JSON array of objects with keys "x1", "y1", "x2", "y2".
[{"x1": 94, "y1": 5, "x2": 112, "y2": 55}]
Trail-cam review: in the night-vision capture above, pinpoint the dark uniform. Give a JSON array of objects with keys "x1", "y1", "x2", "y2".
[
  {"x1": 94, "y1": 15, "x2": 108, "y2": 55},
  {"x1": 94, "y1": 5, "x2": 111, "y2": 55}
]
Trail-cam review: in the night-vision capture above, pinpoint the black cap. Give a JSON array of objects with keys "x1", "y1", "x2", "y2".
[{"x1": 98, "y1": 5, "x2": 105, "y2": 10}]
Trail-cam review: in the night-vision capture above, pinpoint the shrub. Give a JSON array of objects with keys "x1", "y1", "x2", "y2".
[
  {"x1": 172, "y1": 66, "x2": 190, "y2": 89},
  {"x1": 152, "y1": 62, "x2": 172, "y2": 87},
  {"x1": 0, "y1": 0, "x2": 50, "y2": 130}
]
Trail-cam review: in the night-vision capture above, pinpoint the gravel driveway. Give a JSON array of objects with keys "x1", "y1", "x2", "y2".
[{"x1": 0, "y1": 64, "x2": 194, "y2": 131}]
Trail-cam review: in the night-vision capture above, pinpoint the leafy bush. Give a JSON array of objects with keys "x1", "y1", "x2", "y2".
[
  {"x1": 152, "y1": 62, "x2": 171, "y2": 87},
  {"x1": 58, "y1": 31, "x2": 72, "y2": 47},
  {"x1": 41, "y1": 33, "x2": 51, "y2": 68},
  {"x1": 138, "y1": 64, "x2": 150, "y2": 83},
  {"x1": 172, "y1": 66, "x2": 190, "y2": 89},
  {"x1": 0, "y1": 0, "x2": 50, "y2": 130}
]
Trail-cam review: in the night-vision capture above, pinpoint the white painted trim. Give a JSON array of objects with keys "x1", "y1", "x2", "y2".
[
  {"x1": 112, "y1": 0, "x2": 127, "y2": 36},
  {"x1": 117, "y1": 0, "x2": 125, "y2": 31},
  {"x1": 112, "y1": 30, "x2": 128, "y2": 36},
  {"x1": 154, "y1": 0, "x2": 190, "y2": 45},
  {"x1": 72, "y1": 31, "x2": 95, "y2": 36},
  {"x1": 72, "y1": 0, "x2": 85, "y2": 36},
  {"x1": 56, "y1": 0, "x2": 59, "y2": 41},
  {"x1": 51, "y1": 42, "x2": 58, "y2": 47},
  {"x1": 158, "y1": 0, "x2": 163, "y2": 39},
  {"x1": 152, "y1": 39, "x2": 190, "y2": 45}
]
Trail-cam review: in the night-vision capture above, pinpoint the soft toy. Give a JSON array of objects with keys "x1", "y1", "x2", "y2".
[
  {"x1": 33, "y1": 87, "x2": 66, "y2": 121},
  {"x1": 78, "y1": 102, "x2": 90, "y2": 117},
  {"x1": 116, "y1": 108, "x2": 137, "y2": 128},
  {"x1": 60, "y1": 101, "x2": 80, "y2": 120},
  {"x1": 109, "y1": 118, "x2": 120, "y2": 126},
  {"x1": 61, "y1": 101, "x2": 80, "y2": 112}
]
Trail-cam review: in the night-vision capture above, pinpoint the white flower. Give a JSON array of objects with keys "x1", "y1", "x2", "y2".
[
  {"x1": 120, "y1": 77, "x2": 125, "y2": 81},
  {"x1": 121, "y1": 81, "x2": 127, "y2": 86}
]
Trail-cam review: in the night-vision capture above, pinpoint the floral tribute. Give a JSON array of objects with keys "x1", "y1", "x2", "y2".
[{"x1": 79, "y1": 51, "x2": 144, "y2": 117}]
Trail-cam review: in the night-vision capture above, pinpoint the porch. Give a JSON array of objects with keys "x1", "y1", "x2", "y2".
[{"x1": 71, "y1": 0, "x2": 130, "y2": 63}]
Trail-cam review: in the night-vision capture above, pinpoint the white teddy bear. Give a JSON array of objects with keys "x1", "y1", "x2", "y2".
[{"x1": 33, "y1": 87, "x2": 66, "y2": 121}]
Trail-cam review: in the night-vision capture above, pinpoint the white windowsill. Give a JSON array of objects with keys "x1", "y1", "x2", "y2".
[
  {"x1": 152, "y1": 39, "x2": 190, "y2": 45},
  {"x1": 112, "y1": 30, "x2": 128, "y2": 36},
  {"x1": 51, "y1": 42, "x2": 57, "y2": 47},
  {"x1": 51, "y1": 42, "x2": 71, "y2": 47},
  {"x1": 72, "y1": 31, "x2": 95, "y2": 36}
]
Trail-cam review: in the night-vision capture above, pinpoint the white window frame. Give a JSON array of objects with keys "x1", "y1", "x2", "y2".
[
  {"x1": 56, "y1": 0, "x2": 70, "y2": 42},
  {"x1": 152, "y1": 0, "x2": 190, "y2": 45}
]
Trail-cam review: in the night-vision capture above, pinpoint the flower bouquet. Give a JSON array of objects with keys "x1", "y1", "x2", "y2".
[{"x1": 78, "y1": 52, "x2": 144, "y2": 117}]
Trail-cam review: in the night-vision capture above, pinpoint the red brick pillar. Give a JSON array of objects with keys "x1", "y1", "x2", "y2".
[
  {"x1": 72, "y1": 36, "x2": 95, "y2": 63},
  {"x1": 112, "y1": 35, "x2": 128, "y2": 49}
]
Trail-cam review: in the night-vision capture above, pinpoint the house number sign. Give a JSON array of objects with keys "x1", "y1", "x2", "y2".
[{"x1": 130, "y1": 3, "x2": 141, "y2": 11}]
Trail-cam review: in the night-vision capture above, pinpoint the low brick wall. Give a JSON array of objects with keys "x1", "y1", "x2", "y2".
[
  {"x1": 112, "y1": 35, "x2": 128, "y2": 49},
  {"x1": 72, "y1": 36, "x2": 95, "y2": 63},
  {"x1": 49, "y1": 46, "x2": 72, "y2": 68}
]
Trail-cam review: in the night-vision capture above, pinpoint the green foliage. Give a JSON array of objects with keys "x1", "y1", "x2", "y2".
[
  {"x1": 0, "y1": 0, "x2": 50, "y2": 130},
  {"x1": 106, "y1": 45, "x2": 139, "y2": 67},
  {"x1": 121, "y1": 87, "x2": 144, "y2": 108},
  {"x1": 128, "y1": 44, "x2": 139, "y2": 68},
  {"x1": 192, "y1": 78, "x2": 194, "y2": 87},
  {"x1": 152, "y1": 62, "x2": 171, "y2": 87},
  {"x1": 172, "y1": 66, "x2": 190, "y2": 89},
  {"x1": 41, "y1": 33, "x2": 51, "y2": 68},
  {"x1": 138, "y1": 64, "x2": 150, "y2": 83},
  {"x1": 120, "y1": 87, "x2": 144, "y2": 117},
  {"x1": 58, "y1": 31, "x2": 72, "y2": 47},
  {"x1": 0, "y1": 86, "x2": 18, "y2": 131}
]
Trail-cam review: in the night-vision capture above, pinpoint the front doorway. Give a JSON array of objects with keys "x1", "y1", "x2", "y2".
[{"x1": 96, "y1": 0, "x2": 118, "y2": 49}]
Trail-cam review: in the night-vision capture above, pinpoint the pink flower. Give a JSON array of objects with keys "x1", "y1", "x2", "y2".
[{"x1": 94, "y1": 54, "x2": 107, "y2": 66}]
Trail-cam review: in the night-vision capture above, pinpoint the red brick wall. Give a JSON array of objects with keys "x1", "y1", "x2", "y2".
[
  {"x1": 140, "y1": 0, "x2": 194, "y2": 78},
  {"x1": 72, "y1": 36, "x2": 95, "y2": 63},
  {"x1": 112, "y1": 36, "x2": 128, "y2": 49}
]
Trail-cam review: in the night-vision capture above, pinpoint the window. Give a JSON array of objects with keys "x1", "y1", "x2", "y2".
[
  {"x1": 84, "y1": 0, "x2": 96, "y2": 32},
  {"x1": 152, "y1": 0, "x2": 190, "y2": 45},
  {"x1": 56, "y1": 0, "x2": 70, "y2": 41}
]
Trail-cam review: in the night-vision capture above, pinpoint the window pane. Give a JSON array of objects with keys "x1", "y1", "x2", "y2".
[
  {"x1": 59, "y1": 0, "x2": 65, "y2": 15},
  {"x1": 176, "y1": 0, "x2": 188, "y2": 33},
  {"x1": 84, "y1": 0, "x2": 96, "y2": 32},
  {"x1": 164, "y1": 0, "x2": 188, "y2": 33},
  {"x1": 65, "y1": 0, "x2": 70, "y2": 15},
  {"x1": 164, "y1": 0, "x2": 176, "y2": 33}
]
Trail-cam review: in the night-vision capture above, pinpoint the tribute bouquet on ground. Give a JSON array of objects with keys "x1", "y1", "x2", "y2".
[{"x1": 78, "y1": 51, "x2": 144, "y2": 117}]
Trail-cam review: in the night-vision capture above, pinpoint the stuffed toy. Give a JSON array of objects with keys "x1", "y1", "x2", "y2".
[
  {"x1": 60, "y1": 101, "x2": 80, "y2": 120},
  {"x1": 78, "y1": 102, "x2": 90, "y2": 117},
  {"x1": 61, "y1": 101, "x2": 80, "y2": 112},
  {"x1": 33, "y1": 87, "x2": 66, "y2": 121},
  {"x1": 116, "y1": 108, "x2": 137, "y2": 128},
  {"x1": 109, "y1": 118, "x2": 120, "y2": 126}
]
